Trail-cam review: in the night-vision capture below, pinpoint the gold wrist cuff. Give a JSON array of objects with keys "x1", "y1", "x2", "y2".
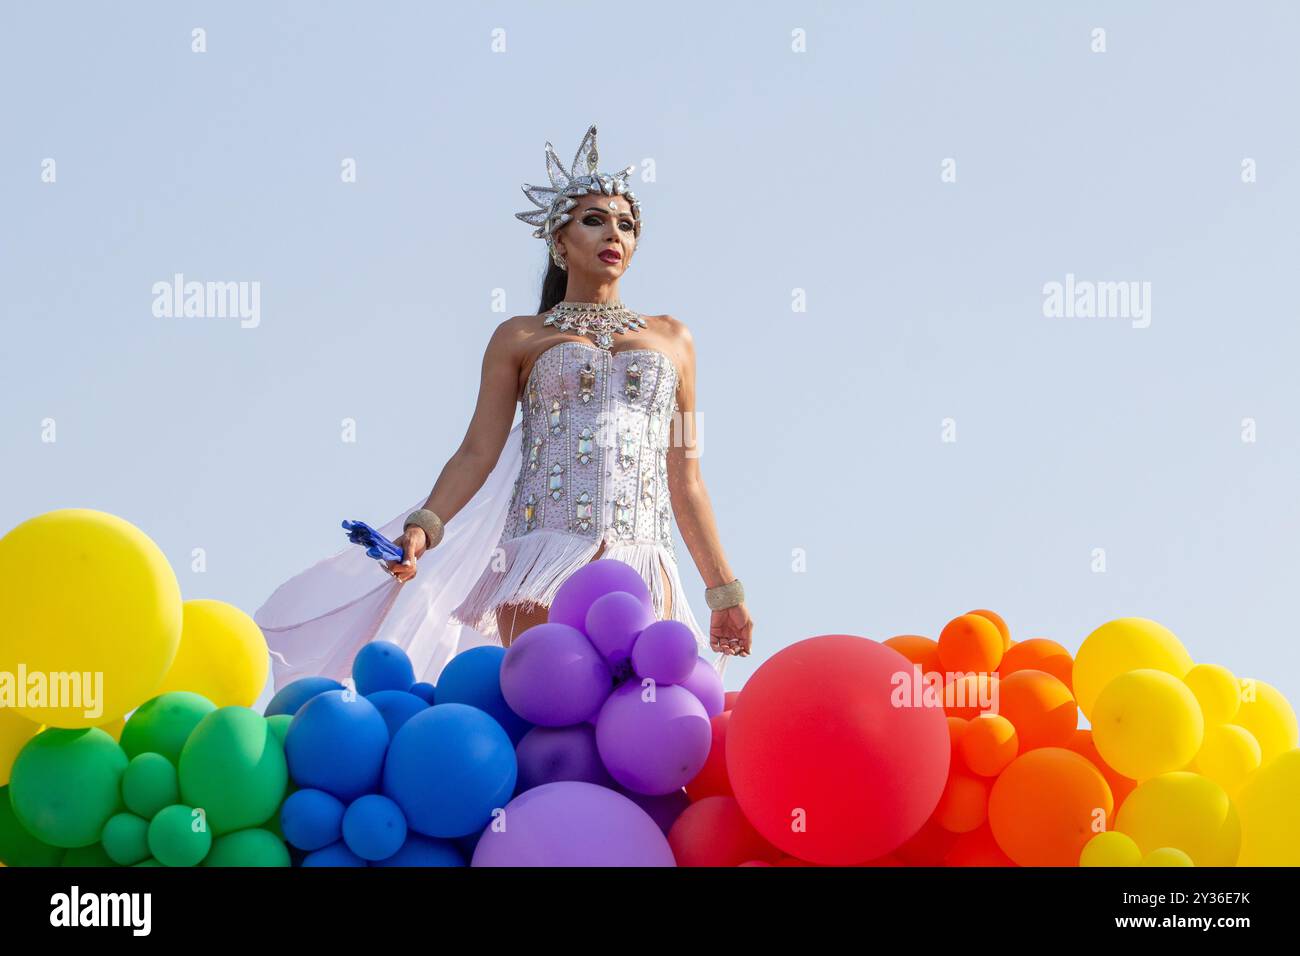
[
  {"x1": 404, "y1": 509, "x2": 445, "y2": 549},
  {"x1": 705, "y1": 578, "x2": 744, "y2": 611}
]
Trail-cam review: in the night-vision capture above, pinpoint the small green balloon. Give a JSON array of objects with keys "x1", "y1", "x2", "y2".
[
  {"x1": 266, "y1": 714, "x2": 292, "y2": 747},
  {"x1": 10, "y1": 728, "x2": 127, "y2": 847},
  {"x1": 147, "y1": 804, "x2": 212, "y2": 867},
  {"x1": 101, "y1": 812, "x2": 151, "y2": 865},
  {"x1": 60, "y1": 843, "x2": 118, "y2": 866},
  {"x1": 178, "y1": 707, "x2": 286, "y2": 835},
  {"x1": 202, "y1": 828, "x2": 290, "y2": 867},
  {"x1": 122, "y1": 752, "x2": 180, "y2": 818},
  {"x1": 133, "y1": 857, "x2": 162, "y2": 867},
  {"x1": 120, "y1": 692, "x2": 216, "y2": 764},
  {"x1": 0, "y1": 785, "x2": 64, "y2": 866}
]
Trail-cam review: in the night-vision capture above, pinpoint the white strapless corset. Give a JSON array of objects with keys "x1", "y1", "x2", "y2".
[{"x1": 451, "y1": 340, "x2": 709, "y2": 651}]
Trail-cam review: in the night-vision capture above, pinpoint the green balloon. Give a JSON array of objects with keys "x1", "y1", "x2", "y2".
[
  {"x1": 178, "y1": 707, "x2": 286, "y2": 835},
  {"x1": 202, "y1": 828, "x2": 290, "y2": 867},
  {"x1": 266, "y1": 713, "x2": 292, "y2": 747},
  {"x1": 147, "y1": 804, "x2": 212, "y2": 867},
  {"x1": 122, "y1": 752, "x2": 180, "y2": 818},
  {"x1": 101, "y1": 812, "x2": 151, "y2": 865},
  {"x1": 10, "y1": 728, "x2": 126, "y2": 848},
  {"x1": 59, "y1": 843, "x2": 118, "y2": 866},
  {"x1": 0, "y1": 785, "x2": 64, "y2": 866},
  {"x1": 120, "y1": 692, "x2": 216, "y2": 764},
  {"x1": 133, "y1": 857, "x2": 162, "y2": 867}
]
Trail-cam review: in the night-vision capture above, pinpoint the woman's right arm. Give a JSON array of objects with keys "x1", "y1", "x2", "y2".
[{"x1": 386, "y1": 319, "x2": 521, "y2": 580}]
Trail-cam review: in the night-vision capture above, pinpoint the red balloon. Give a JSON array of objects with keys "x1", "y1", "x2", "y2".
[
  {"x1": 894, "y1": 816, "x2": 958, "y2": 866},
  {"x1": 724, "y1": 691, "x2": 741, "y2": 711},
  {"x1": 943, "y1": 822, "x2": 1016, "y2": 866},
  {"x1": 667, "y1": 796, "x2": 781, "y2": 867},
  {"x1": 727, "y1": 635, "x2": 951, "y2": 865},
  {"x1": 685, "y1": 711, "x2": 733, "y2": 801}
]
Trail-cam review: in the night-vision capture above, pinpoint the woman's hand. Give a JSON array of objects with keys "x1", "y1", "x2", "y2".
[
  {"x1": 710, "y1": 603, "x2": 753, "y2": 657},
  {"x1": 384, "y1": 527, "x2": 428, "y2": 583}
]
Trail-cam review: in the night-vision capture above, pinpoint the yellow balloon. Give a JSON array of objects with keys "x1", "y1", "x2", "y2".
[
  {"x1": 1073, "y1": 618, "x2": 1193, "y2": 720},
  {"x1": 1079, "y1": 831, "x2": 1141, "y2": 867},
  {"x1": 1235, "y1": 679, "x2": 1299, "y2": 765},
  {"x1": 1182, "y1": 663, "x2": 1240, "y2": 725},
  {"x1": 96, "y1": 715, "x2": 126, "y2": 742},
  {"x1": 1194, "y1": 724, "x2": 1261, "y2": 794},
  {"x1": 1140, "y1": 847, "x2": 1194, "y2": 867},
  {"x1": 0, "y1": 509, "x2": 182, "y2": 727},
  {"x1": 1237, "y1": 748, "x2": 1300, "y2": 866},
  {"x1": 1092, "y1": 669, "x2": 1204, "y2": 780},
  {"x1": 0, "y1": 709, "x2": 42, "y2": 786},
  {"x1": 1115, "y1": 771, "x2": 1240, "y2": 866},
  {"x1": 151, "y1": 599, "x2": 269, "y2": 708}
]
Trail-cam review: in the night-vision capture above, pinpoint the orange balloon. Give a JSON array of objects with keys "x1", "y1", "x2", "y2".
[
  {"x1": 935, "y1": 768, "x2": 989, "y2": 833},
  {"x1": 943, "y1": 822, "x2": 1017, "y2": 866},
  {"x1": 997, "y1": 669, "x2": 1078, "y2": 750},
  {"x1": 884, "y1": 635, "x2": 941, "y2": 674},
  {"x1": 960, "y1": 714, "x2": 1019, "y2": 777},
  {"x1": 968, "y1": 609, "x2": 1011, "y2": 651},
  {"x1": 943, "y1": 673, "x2": 1001, "y2": 720},
  {"x1": 939, "y1": 614, "x2": 1005, "y2": 673},
  {"x1": 947, "y1": 716, "x2": 970, "y2": 754},
  {"x1": 1065, "y1": 728, "x2": 1136, "y2": 811},
  {"x1": 894, "y1": 817, "x2": 959, "y2": 866},
  {"x1": 988, "y1": 747, "x2": 1114, "y2": 866},
  {"x1": 999, "y1": 638, "x2": 1074, "y2": 692}
]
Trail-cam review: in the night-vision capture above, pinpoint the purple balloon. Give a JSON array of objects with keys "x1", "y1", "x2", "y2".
[
  {"x1": 632, "y1": 620, "x2": 698, "y2": 685},
  {"x1": 585, "y1": 591, "x2": 652, "y2": 675},
  {"x1": 499, "y1": 622, "x2": 612, "y2": 726},
  {"x1": 680, "y1": 656, "x2": 725, "y2": 717},
  {"x1": 548, "y1": 559, "x2": 653, "y2": 633},
  {"x1": 471, "y1": 781, "x2": 675, "y2": 866},
  {"x1": 595, "y1": 681, "x2": 711, "y2": 795},
  {"x1": 616, "y1": 786, "x2": 691, "y2": 836},
  {"x1": 515, "y1": 725, "x2": 614, "y2": 792}
]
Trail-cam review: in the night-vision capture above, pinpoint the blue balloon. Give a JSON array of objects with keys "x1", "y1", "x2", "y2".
[
  {"x1": 342, "y1": 794, "x2": 407, "y2": 862},
  {"x1": 352, "y1": 641, "x2": 416, "y2": 696},
  {"x1": 265, "y1": 677, "x2": 344, "y2": 717},
  {"x1": 435, "y1": 646, "x2": 532, "y2": 744},
  {"x1": 280, "y1": 788, "x2": 345, "y2": 851},
  {"x1": 453, "y1": 828, "x2": 483, "y2": 861},
  {"x1": 383, "y1": 703, "x2": 517, "y2": 838},
  {"x1": 285, "y1": 690, "x2": 389, "y2": 801},
  {"x1": 372, "y1": 833, "x2": 465, "y2": 867},
  {"x1": 409, "y1": 682, "x2": 437, "y2": 705},
  {"x1": 301, "y1": 841, "x2": 366, "y2": 867},
  {"x1": 366, "y1": 690, "x2": 429, "y2": 739}
]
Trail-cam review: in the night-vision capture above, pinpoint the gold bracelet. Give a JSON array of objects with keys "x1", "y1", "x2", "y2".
[
  {"x1": 705, "y1": 578, "x2": 744, "y2": 611},
  {"x1": 404, "y1": 509, "x2": 445, "y2": 550}
]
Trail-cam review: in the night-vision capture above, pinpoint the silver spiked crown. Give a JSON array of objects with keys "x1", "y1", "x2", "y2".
[{"x1": 514, "y1": 124, "x2": 641, "y2": 254}]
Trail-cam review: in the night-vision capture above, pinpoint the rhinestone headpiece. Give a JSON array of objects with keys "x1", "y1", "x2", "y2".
[{"x1": 514, "y1": 124, "x2": 641, "y2": 255}]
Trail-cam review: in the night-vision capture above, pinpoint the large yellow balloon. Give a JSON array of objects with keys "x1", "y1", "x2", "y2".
[
  {"x1": 1079, "y1": 830, "x2": 1141, "y2": 867},
  {"x1": 151, "y1": 599, "x2": 270, "y2": 708},
  {"x1": 1235, "y1": 679, "x2": 1299, "y2": 765},
  {"x1": 1182, "y1": 663, "x2": 1240, "y2": 725},
  {"x1": 1193, "y1": 724, "x2": 1261, "y2": 795},
  {"x1": 0, "y1": 510, "x2": 182, "y2": 727},
  {"x1": 1115, "y1": 771, "x2": 1240, "y2": 866},
  {"x1": 1236, "y1": 748, "x2": 1300, "y2": 865},
  {"x1": 1092, "y1": 669, "x2": 1204, "y2": 780},
  {"x1": 0, "y1": 709, "x2": 42, "y2": 785},
  {"x1": 1073, "y1": 618, "x2": 1193, "y2": 719}
]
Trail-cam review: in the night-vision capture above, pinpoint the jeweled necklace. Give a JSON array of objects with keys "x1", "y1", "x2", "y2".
[{"x1": 543, "y1": 299, "x2": 648, "y2": 349}]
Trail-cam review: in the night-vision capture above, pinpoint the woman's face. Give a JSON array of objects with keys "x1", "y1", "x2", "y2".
[{"x1": 554, "y1": 193, "x2": 637, "y2": 277}]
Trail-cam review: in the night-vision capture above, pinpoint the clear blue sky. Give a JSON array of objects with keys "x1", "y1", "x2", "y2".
[{"x1": 3, "y1": 1, "x2": 1298, "y2": 710}]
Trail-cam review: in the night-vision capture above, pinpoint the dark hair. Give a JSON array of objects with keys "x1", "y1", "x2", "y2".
[{"x1": 537, "y1": 255, "x2": 567, "y2": 314}]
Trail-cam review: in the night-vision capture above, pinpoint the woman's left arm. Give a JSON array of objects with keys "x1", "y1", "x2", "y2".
[{"x1": 664, "y1": 318, "x2": 753, "y2": 657}]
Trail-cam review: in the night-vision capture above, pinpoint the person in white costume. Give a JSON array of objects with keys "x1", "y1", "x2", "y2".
[{"x1": 255, "y1": 125, "x2": 752, "y2": 689}]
